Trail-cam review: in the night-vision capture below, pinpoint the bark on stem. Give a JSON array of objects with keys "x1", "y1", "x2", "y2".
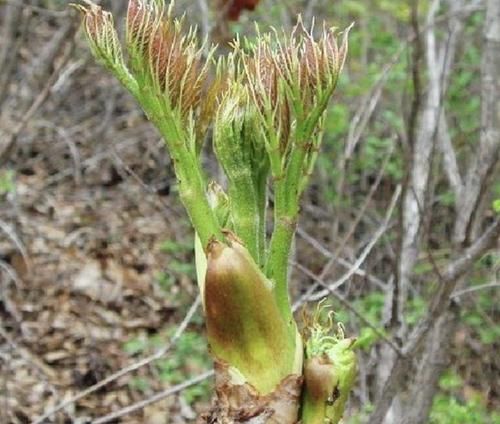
[{"x1": 202, "y1": 361, "x2": 303, "y2": 424}]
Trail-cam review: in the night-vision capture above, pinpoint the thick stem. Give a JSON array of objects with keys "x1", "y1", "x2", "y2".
[{"x1": 267, "y1": 140, "x2": 305, "y2": 325}]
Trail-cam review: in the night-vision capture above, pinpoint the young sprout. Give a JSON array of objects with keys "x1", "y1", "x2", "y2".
[
  {"x1": 302, "y1": 302, "x2": 358, "y2": 424},
  {"x1": 77, "y1": 1, "x2": 354, "y2": 421}
]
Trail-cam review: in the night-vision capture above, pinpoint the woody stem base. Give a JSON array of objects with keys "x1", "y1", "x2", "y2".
[{"x1": 200, "y1": 361, "x2": 303, "y2": 424}]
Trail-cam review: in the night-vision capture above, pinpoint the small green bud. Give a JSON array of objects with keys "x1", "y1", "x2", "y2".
[
  {"x1": 213, "y1": 77, "x2": 269, "y2": 184},
  {"x1": 302, "y1": 303, "x2": 357, "y2": 423}
]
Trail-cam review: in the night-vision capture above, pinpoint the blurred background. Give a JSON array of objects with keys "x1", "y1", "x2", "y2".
[{"x1": 0, "y1": 0, "x2": 498, "y2": 423}]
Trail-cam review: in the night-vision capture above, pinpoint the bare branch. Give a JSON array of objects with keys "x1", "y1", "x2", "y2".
[
  {"x1": 454, "y1": 0, "x2": 500, "y2": 244},
  {"x1": 299, "y1": 185, "x2": 401, "y2": 303},
  {"x1": 407, "y1": 0, "x2": 423, "y2": 149},
  {"x1": 440, "y1": 218, "x2": 500, "y2": 286},
  {"x1": 0, "y1": 260, "x2": 22, "y2": 288},
  {"x1": 345, "y1": 69, "x2": 387, "y2": 159},
  {"x1": 91, "y1": 370, "x2": 214, "y2": 424},
  {"x1": 28, "y1": 19, "x2": 79, "y2": 85},
  {"x1": 401, "y1": 311, "x2": 457, "y2": 424},
  {"x1": 369, "y1": 218, "x2": 500, "y2": 424},
  {"x1": 437, "y1": 111, "x2": 463, "y2": 197},
  {"x1": 327, "y1": 141, "x2": 396, "y2": 281},
  {"x1": 451, "y1": 282, "x2": 500, "y2": 298},
  {"x1": 396, "y1": 0, "x2": 469, "y2": 337}
]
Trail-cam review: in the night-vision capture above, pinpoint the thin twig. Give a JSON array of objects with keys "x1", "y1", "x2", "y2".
[
  {"x1": 33, "y1": 296, "x2": 202, "y2": 424},
  {"x1": 0, "y1": 219, "x2": 31, "y2": 274},
  {"x1": 318, "y1": 141, "x2": 396, "y2": 282},
  {"x1": 296, "y1": 228, "x2": 387, "y2": 289},
  {"x1": 0, "y1": 259, "x2": 22, "y2": 288},
  {"x1": 91, "y1": 370, "x2": 214, "y2": 424},
  {"x1": 296, "y1": 185, "x2": 401, "y2": 305},
  {"x1": 0, "y1": 321, "x2": 63, "y2": 415},
  {"x1": 451, "y1": 282, "x2": 500, "y2": 298},
  {"x1": 0, "y1": 27, "x2": 76, "y2": 165}
]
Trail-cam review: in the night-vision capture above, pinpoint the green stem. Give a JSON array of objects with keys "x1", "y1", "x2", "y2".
[
  {"x1": 227, "y1": 172, "x2": 260, "y2": 262},
  {"x1": 149, "y1": 111, "x2": 222, "y2": 247},
  {"x1": 284, "y1": 145, "x2": 307, "y2": 204},
  {"x1": 266, "y1": 173, "x2": 297, "y2": 328},
  {"x1": 176, "y1": 160, "x2": 222, "y2": 246},
  {"x1": 255, "y1": 170, "x2": 268, "y2": 268},
  {"x1": 267, "y1": 127, "x2": 307, "y2": 323},
  {"x1": 98, "y1": 51, "x2": 222, "y2": 247},
  {"x1": 301, "y1": 391, "x2": 327, "y2": 424},
  {"x1": 267, "y1": 215, "x2": 296, "y2": 320}
]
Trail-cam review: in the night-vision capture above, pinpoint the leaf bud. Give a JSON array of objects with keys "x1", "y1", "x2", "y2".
[
  {"x1": 302, "y1": 303, "x2": 357, "y2": 423},
  {"x1": 204, "y1": 234, "x2": 296, "y2": 394},
  {"x1": 74, "y1": 1, "x2": 130, "y2": 81}
]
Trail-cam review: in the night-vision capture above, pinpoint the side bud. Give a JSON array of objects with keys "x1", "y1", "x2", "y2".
[{"x1": 302, "y1": 305, "x2": 357, "y2": 424}]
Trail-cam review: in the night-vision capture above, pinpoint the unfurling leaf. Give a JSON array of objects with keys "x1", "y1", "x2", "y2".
[
  {"x1": 74, "y1": 1, "x2": 137, "y2": 91},
  {"x1": 126, "y1": 0, "x2": 210, "y2": 120}
]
